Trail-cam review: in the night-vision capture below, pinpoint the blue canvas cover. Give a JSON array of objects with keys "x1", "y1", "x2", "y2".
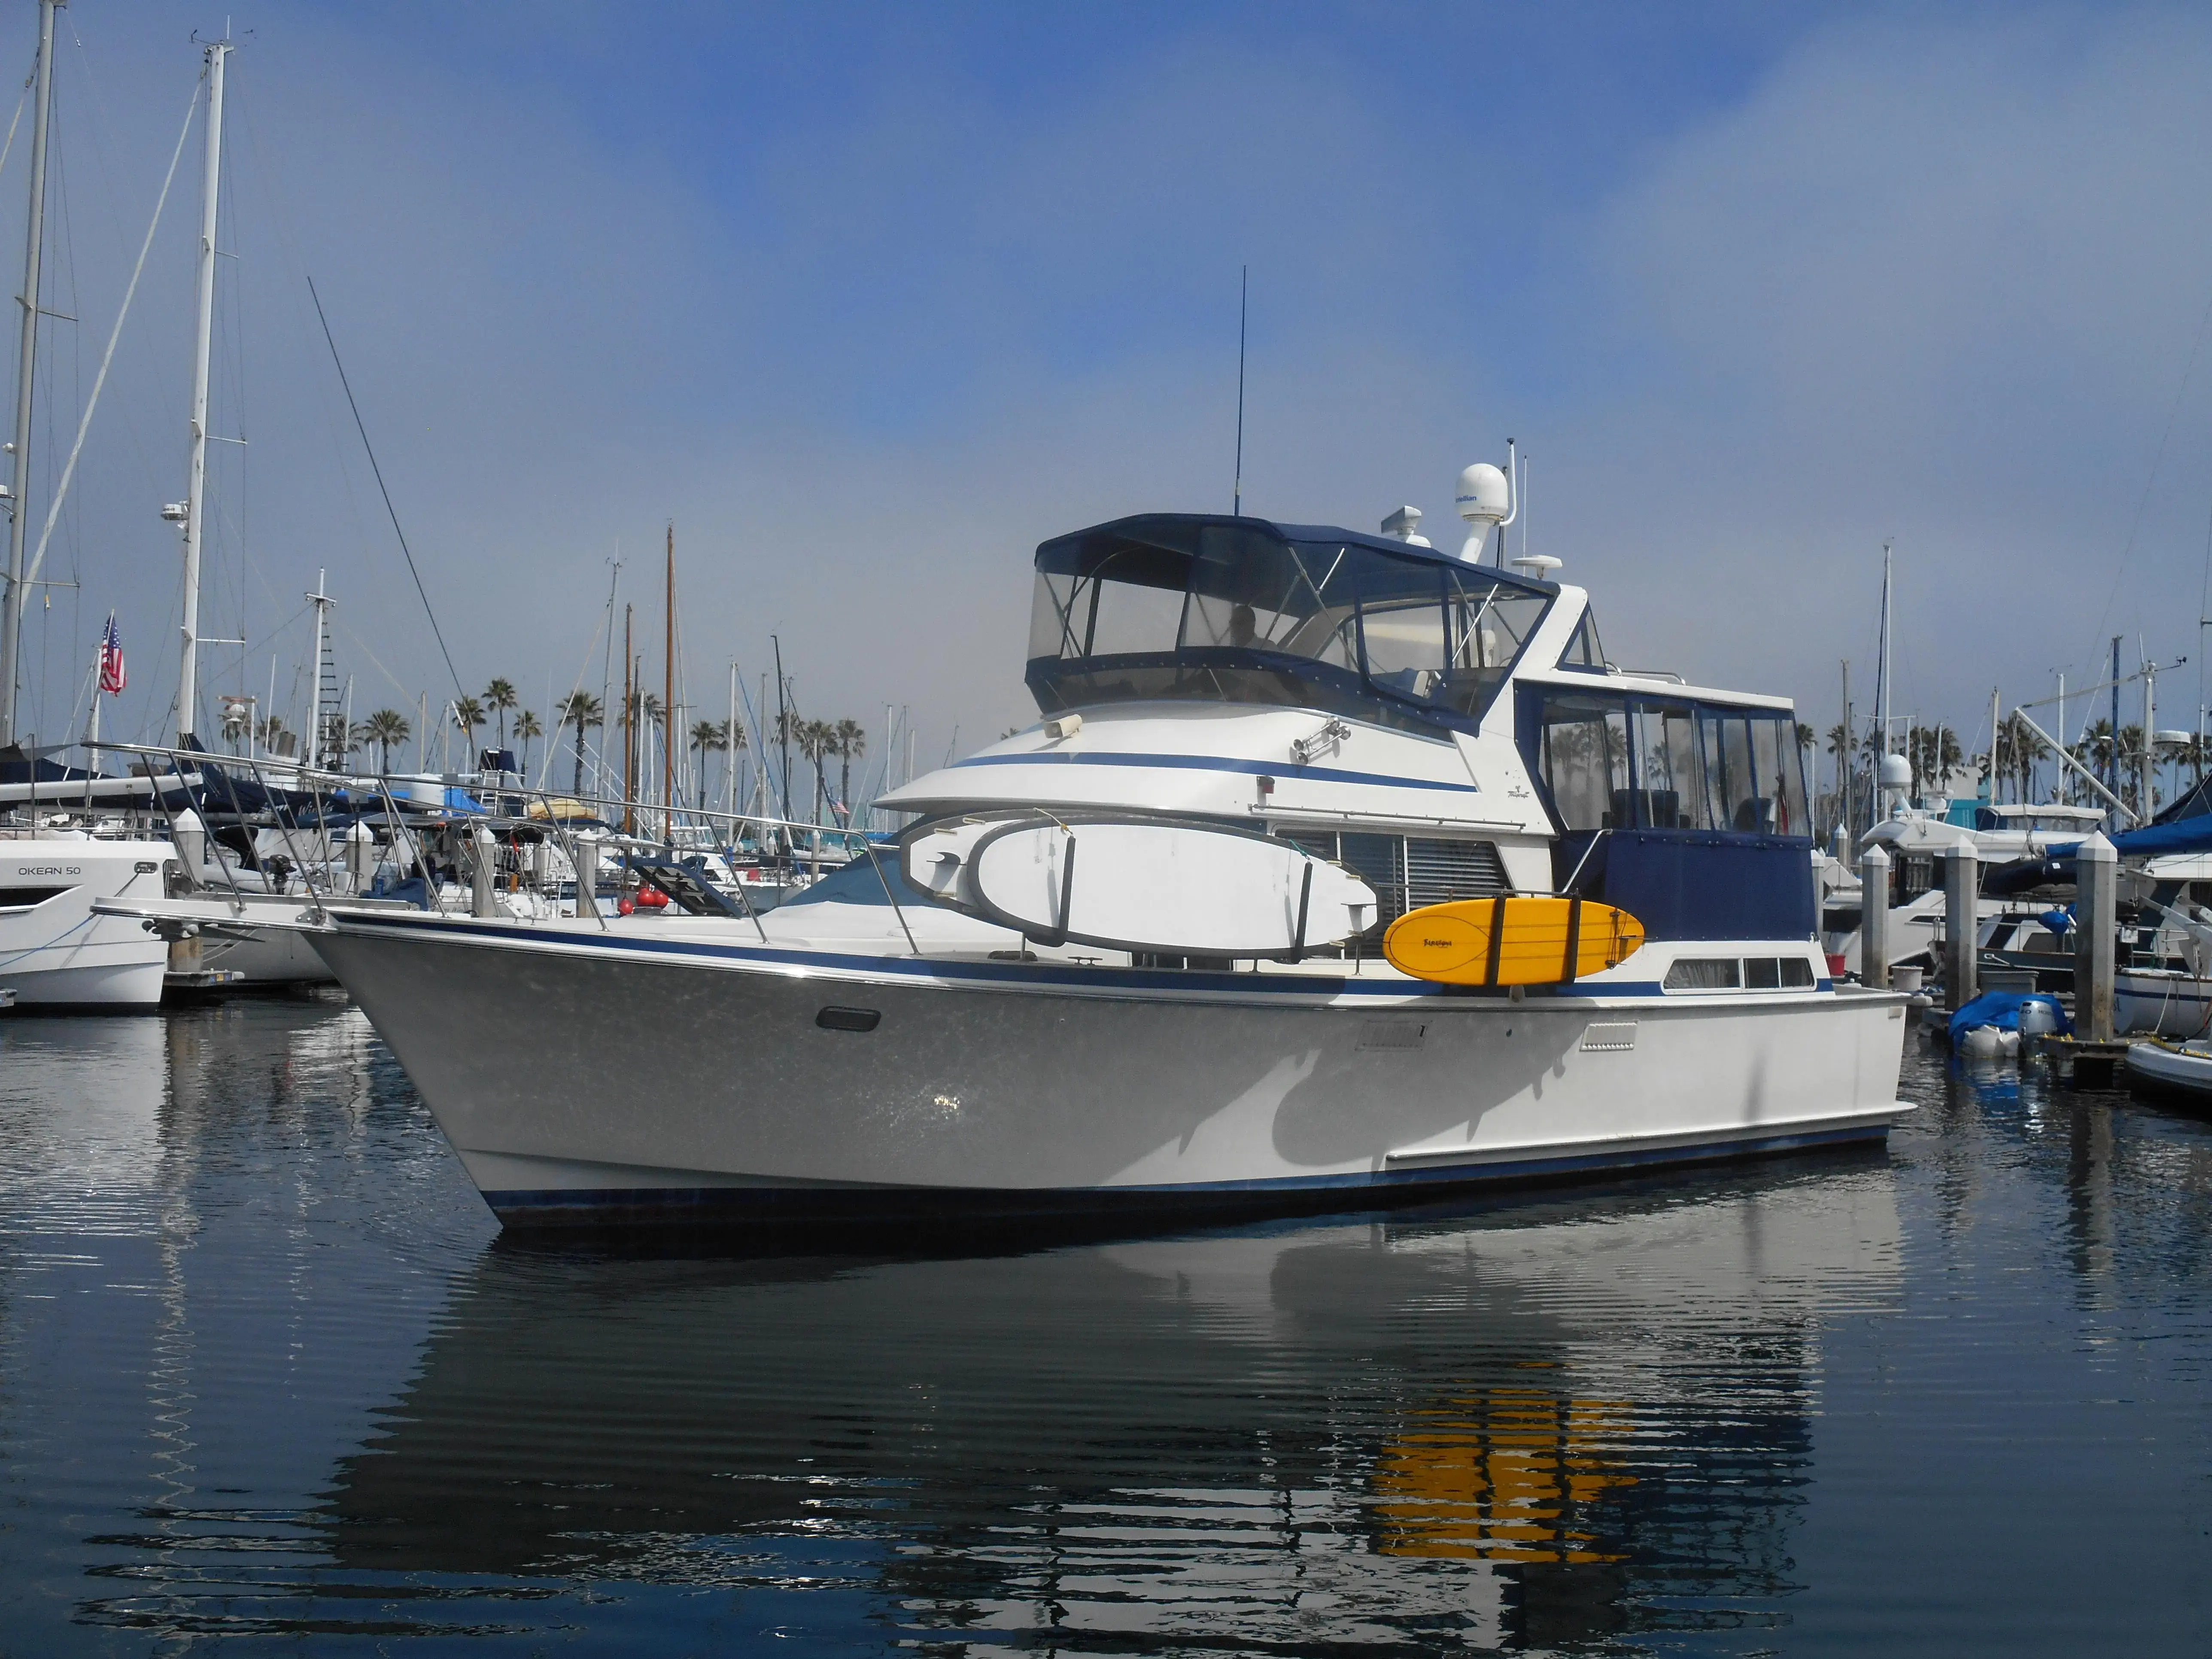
[{"x1": 1948, "y1": 991, "x2": 2070, "y2": 1046}]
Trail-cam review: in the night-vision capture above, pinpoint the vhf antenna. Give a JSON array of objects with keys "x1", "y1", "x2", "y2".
[{"x1": 1233, "y1": 265, "x2": 1247, "y2": 517}]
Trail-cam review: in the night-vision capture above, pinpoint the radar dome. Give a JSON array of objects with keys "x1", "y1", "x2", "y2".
[
  {"x1": 1455, "y1": 463, "x2": 1510, "y2": 526},
  {"x1": 1878, "y1": 753, "x2": 1912, "y2": 790}
]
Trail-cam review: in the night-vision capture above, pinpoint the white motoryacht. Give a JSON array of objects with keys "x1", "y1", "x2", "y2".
[
  {"x1": 0, "y1": 828, "x2": 176, "y2": 1009},
  {"x1": 106, "y1": 492, "x2": 1914, "y2": 1228}
]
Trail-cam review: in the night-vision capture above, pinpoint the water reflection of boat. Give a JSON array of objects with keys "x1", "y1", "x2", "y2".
[
  {"x1": 0, "y1": 1015, "x2": 169, "y2": 1212},
  {"x1": 318, "y1": 1163, "x2": 1901, "y2": 1648}
]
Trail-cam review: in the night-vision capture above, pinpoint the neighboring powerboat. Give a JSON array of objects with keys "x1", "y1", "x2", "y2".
[
  {"x1": 0, "y1": 829, "x2": 176, "y2": 1010},
  {"x1": 108, "y1": 489, "x2": 1915, "y2": 1229}
]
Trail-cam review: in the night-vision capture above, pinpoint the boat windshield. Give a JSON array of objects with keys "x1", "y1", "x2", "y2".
[{"x1": 1027, "y1": 519, "x2": 1551, "y2": 733}]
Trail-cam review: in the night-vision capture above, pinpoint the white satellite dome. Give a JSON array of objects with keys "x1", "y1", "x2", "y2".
[
  {"x1": 1878, "y1": 753, "x2": 1912, "y2": 790},
  {"x1": 1455, "y1": 462, "x2": 1512, "y2": 562},
  {"x1": 1455, "y1": 463, "x2": 1510, "y2": 526}
]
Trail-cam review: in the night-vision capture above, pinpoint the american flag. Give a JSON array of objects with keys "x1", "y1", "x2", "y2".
[{"x1": 97, "y1": 612, "x2": 126, "y2": 695}]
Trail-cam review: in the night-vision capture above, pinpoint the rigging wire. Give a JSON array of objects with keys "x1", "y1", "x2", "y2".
[
  {"x1": 2082, "y1": 277, "x2": 2212, "y2": 675},
  {"x1": 304, "y1": 272, "x2": 466, "y2": 708},
  {"x1": 21, "y1": 77, "x2": 196, "y2": 594},
  {"x1": 0, "y1": 76, "x2": 27, "y2": 184}
]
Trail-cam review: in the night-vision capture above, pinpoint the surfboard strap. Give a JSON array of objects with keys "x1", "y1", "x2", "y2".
[
  {"x1": 1484, "y1": 893, "x2": 1508, "y2": 988},
  {"x1": 1052, "y1": 833, "x2": 1076, "y2": 945},
  {"x1": 1562, "y1": 894, "x2": 1583, "y2": 984},
  {"x1": 1289, "y1": 862, "x2": 1313, "y2": 962}
]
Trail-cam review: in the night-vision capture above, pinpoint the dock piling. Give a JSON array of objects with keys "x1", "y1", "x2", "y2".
[
  {"x1": 2075, "y1": 831, "x2": 2116, "y2": 1042},
  {"x1": 1859, "y1": 843, "x2": 1891, "y2": 990},
  {"x1": 470, "y1": 825, "x2": 501, "y2": 919},
  {"x1": 1945, "y1": 843, "x2": 1978, "y2": 1011}
]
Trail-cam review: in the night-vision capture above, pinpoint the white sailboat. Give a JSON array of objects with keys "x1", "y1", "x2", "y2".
[{"x1": 0, "y1": 0, "x2": 173, "y2": 1010}]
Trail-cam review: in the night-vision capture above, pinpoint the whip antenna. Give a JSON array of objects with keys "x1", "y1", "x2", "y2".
[{"x1": 1233, "y1": 265, "x2": 1246, "y2": 516}]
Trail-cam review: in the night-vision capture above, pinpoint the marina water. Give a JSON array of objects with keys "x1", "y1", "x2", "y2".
[{"x1": 1, "y1": 1000, "x2": 2207, "y2": 1653}]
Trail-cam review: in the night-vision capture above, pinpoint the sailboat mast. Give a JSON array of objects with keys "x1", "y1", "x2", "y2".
[
  {"x1": 1876, "y1": 539, "x2": 1893, "y2": 761},
  {"x1": 177, "y1": 39, "x2": 228, "y2": 744},
  {"x1": 663, "y1": 523, "x2": 674, "y2": 844},
  {"x1": 0, "y1": 0, "x2": 58, "y2": 746},
  {"x1": 304, "y1": 569, "x2": 330, "y2": 768},
  {"x1": 621, "y1": 603, "x2": 634, "y2": 835},
  {"x1": 726, "y1": 662, "x2": 739, "y2": 820}
]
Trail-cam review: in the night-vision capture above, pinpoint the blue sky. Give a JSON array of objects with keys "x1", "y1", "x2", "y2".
[{"x1": 6, "y1": 2, "x2": 2212, "y2": 793}]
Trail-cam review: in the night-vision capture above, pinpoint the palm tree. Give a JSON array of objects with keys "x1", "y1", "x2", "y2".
[
  {"x1": 1825, "y1": 720, "x2": 1856, "y2": 809},
  {"x1": 772, "y1": 706, "x2": 806, "y2": 820},
  {"x1": 2117, "y1": 723, "x2": 2147, "y2": 814},
  {"x1": 557, "y1": 691, "x2": 602, "y2": 795},
  {"x1": 360, "y1": 708, "x2": 412, "y2": 772},
  {"x1": 513, "y1": 710, "x2": 542, "y2": 780},
  {"x1": 2179, "y1": 731, "x2": 2208, "y2": 800},
  {"x1": 1994, "y1": 710, "x2": 2049, "y2": 804},
  {"x1": 1906, "y1": 723, "x2": 1961, "y2": 801},
  {"x1": 483, "y1": 678, "x2": 519, "y2": 751},
  {"x1": 833, "y1": 718, "x2": 867, "y2": 824},
  {"x1": 797, "y1": 719, "x2": 836, "y2": 823},
  {"x1": 451, "y1": 695, "x2": 485, "y2": 755},
  {"x1": 690, "y1": 719, "x2": 728, "y2": 811}
]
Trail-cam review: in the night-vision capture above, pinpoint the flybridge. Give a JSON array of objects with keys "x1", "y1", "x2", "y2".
[{"x1": 1026, "y1": 514, "x2": 1579, "y2": 738}]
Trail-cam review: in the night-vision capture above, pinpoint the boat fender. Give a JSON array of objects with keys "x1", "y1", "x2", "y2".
[{"x1": 1957, "y1": 1025, "x2": 2005, "y2": 1061}]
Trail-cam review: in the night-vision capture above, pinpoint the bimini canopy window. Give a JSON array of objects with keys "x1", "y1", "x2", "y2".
[{"x1": 1027, "y1": 515, "x2": 1553, "y2": 735}]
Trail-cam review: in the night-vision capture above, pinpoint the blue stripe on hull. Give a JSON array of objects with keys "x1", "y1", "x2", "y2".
[
  {"x1": 333, "y1": 912, "x2": 1844, "y2": 1005},
  {"x1": 480, "y1": 1121, "x2": 1893, "y2": 1231}
]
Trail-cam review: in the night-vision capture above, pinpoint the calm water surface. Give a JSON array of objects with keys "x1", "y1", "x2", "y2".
[{"x1": 1, "y1": 997, "x2": 2209, "y2": 1655}]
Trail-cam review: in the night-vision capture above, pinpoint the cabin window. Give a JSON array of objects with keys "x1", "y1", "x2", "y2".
[
  {"x1": 1027, "y1": 520, "x2": 1553, "y2": 731},
  {"x1": 1560, "y1": 610, "x2": 1607, "y2": 671},
  {"x1": 1664, "y1": 956, "x2": 1814, "y2": 990},
  {"x1": 0, "y1": 884, "x2": 73, "y2": 909},
  {"x1": 1533, "y1": 692, "x2": 1809, "y2": 837},
  {"x1": 1358, "y1": 563, "x2": 1449, "y2": 703},
  {"x1": 1534, "y1": 694, "x2": 1631, "y2": 832},
  {"x1": 1695, "y1": 708, "x2": 1809, "y2": 836},
  {"x1": 1630, "y1": 702, "x2": 1709, "y2": 829},
  {"x1": 1664, "y1": 957, "x2": 1741, "y2": 989},
  {"x1": 1445, "y1": 569, "x2": 1548, "y2": 718},
  {"x1": 1184, "y1": 535, "x2": 1360, "y2": 673}
]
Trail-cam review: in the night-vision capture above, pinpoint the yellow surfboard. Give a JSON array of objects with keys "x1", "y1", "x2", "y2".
[{"x1": 1382, "y1": 896, "x2": 1645, "y2": 988}]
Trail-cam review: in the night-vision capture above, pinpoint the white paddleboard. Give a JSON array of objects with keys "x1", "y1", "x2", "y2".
[{"x1": 902, "y1": 814, "x2": 1375, "y2": 955}]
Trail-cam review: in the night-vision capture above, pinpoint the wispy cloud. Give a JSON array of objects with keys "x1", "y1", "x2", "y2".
[{"x1": 9, "y1": 3, "x2": 2211, "y2": 773}]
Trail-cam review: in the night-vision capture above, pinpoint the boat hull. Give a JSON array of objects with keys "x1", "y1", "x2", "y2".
[
  {"x1": 308, "y1": 914, "x2": 1914, "y2": 1230},
  {"x1": 1, "y1": 841, "x2": 173, "y2": 1012},
  {"x1": 2115, "y1": 969, "x2": 2212, "y2": 1037},
  {"x1": 195, "y1": 920, "x2": 337, "y2": 987},
  {"x1": 2125, "y1": 1038, "x2": 2212, "y2": 1109}
]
